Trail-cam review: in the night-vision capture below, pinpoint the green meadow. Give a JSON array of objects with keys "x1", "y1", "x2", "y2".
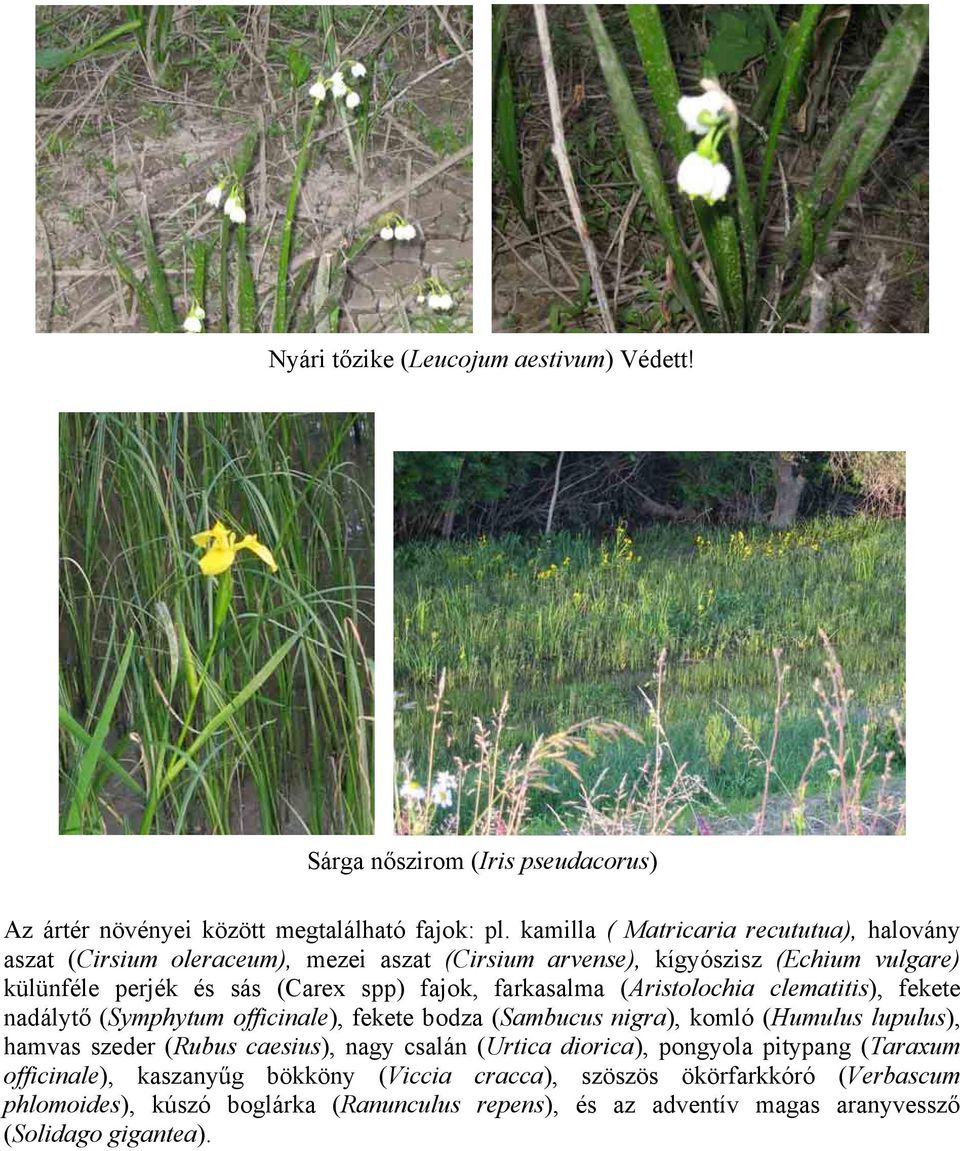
[{"x1": 394, "y1": 517, "x2": 904, "y2": 834}]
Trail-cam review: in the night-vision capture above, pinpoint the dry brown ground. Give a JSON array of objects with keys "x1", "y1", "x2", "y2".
[{"x1": 36, "y1": 6, "x2": 473, "y2": 333}]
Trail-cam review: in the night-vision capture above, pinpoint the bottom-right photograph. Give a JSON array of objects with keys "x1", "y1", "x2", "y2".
[{"x1": 393, "y1": 451, "x2": 905, "y2": 837}]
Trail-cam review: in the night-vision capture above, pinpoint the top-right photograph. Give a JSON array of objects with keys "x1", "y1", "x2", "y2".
[{"x1": 492, "y1": 4, "x2": 929, "y2": 334}]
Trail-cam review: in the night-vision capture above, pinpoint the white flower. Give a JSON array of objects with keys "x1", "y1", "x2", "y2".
[
  {"x1": 205, "y1": 184, "x2": 223, "y2": 208},
  {"x1": 182, "y1": 302, "x2": 205, "y2": 333},
  {"x1": 677, "y1": 152, "x2": 731, "y2": 203},
  {"x1": 228, "y1": 202, "x2": 247, "y2": 225},
  {"x1": 345, "y1": 90, "x2": 361, "y2": 110},
  {"x1": 416, "y1": 294, "x2": 425, "y2": 304},
  {"x1": 427, "y1": 293, "x2": 442, "y2": 310},
  {"x1": 430, "y1": 293, "x2": 453, "y2": 312},
  {"x1": 379, "y1": 226, "x2": 395, "y2": 241},
  {"x1": 431, "y1": 772, "x2": 457, "y2": 809},
  {"x1": 309, "y1": 80, "x2": 327, "y2": 101},
  {"x1": 351, "y1": 61, "x2": 367, "y2": 79},
  {"x1": 330, "y1": 71, "x2": 347, "y2": 98},
  {"x1": 400, "y1": 779, "x2": 426, "y2": 801},
  {"x1": 395, "y1": 223, "x2": 416, "y2": 241},
  {"x1": 677, "y1": 89, "x2": 728, "y2": 135}
]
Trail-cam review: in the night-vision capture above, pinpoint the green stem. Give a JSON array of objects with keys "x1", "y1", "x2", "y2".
[
  {"x1": 274, "y1": 102, "x2": 322, "y2": 333},
  {"x1": 140, "y1": 570, "x2": 231, "y2": 833},
  {"x1": 729, "y1": 125, "x2": 757, "y2": 314}
]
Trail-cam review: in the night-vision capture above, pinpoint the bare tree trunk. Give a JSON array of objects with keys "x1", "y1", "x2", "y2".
[
  {"x1": 545, "y1": 451, "x2": 565, "y2": 535},
  {"x1": 769, "y1": 453, "x2": 806, "y2": 528},
  {"x1": 440, "y1": 455, "x2": 465, "y2": 539}
]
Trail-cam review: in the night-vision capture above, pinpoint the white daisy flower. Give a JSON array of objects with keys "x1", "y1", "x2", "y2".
[
  {"x1": 205, "y1": 184, "x2": 223, "y2": 208},
  {"x1": 309, "y1": 80, "x2": 327, "y2": 101},
  {"x1": 351, "y1": 62, "x2": 367, "y2": 79},
  {"x1": 677, "y1": 89, "x2": 728, "y2": 135},
  {"x1": 345, "y1": 90, "x2": 361, "y2": 110},
  {"x1": 379, "y1": 226, "x2": 395, "y2": 241},
  {"x1": 431, "y1": 772, "x2": 457, "y2": 809},
  {"x1": 400, "y1": 779, "x2": 426, "y2": 801}
]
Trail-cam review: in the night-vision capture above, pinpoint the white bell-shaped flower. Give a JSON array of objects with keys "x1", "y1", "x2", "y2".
[
  {"x1": 309, "y1": 80, "x2": 326, "y2": 101},
  {"x1": 380, "y1": 226, "x2": 394, "y2": 240},
  {"x1": 205, "y1": 184, "x2": 223, "y2": 208},
  {"x1": 350, "y1": 62, "x2": 367, "y2": 79},
  {"x1": 677, "y1": 152, "x2": 731, "y2": 203},
  {"x1": 345, "y1": 90, "x2": 361, "y2": 110},
  {"x1": 329, "y1": 70, "x2": 347, "y2": 98},
  {"x1": 677, "y1": 89, "x2": 728, "y2": 135}
]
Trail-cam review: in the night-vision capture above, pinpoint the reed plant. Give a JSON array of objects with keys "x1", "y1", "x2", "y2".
[{"x1": 59, "y1": 413, "x2": 373, "y2": 835}]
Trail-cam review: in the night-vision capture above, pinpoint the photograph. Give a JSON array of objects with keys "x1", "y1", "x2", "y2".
[
  {"x1": 36, "y1": 5, "x2": 473, "y2": 333},
  {"x1": 394, "y1": 451, "x2": 905, "y2": 836},
  {"x1": 493, "y1": 5, "x2": 928, "y2": 333},
  {"x1": 59, "y1": 413, "x2": 373, "y2": 834}
]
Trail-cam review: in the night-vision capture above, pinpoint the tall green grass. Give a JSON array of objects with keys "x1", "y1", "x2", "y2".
[
  {"x1": 59, "y1": 413, "x2": 374, "y2": 835},
  {"x1": 395, "y1": 518, "x2": 904, "y2": 821}
]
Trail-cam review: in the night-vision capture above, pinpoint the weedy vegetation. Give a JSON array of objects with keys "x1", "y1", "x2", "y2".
[
  {"x1": 59, "y1": 413, "x2": 374, "y2": 834},
  {"x1": 395, "y1": 515, "x2": 904, "y2": 835}
]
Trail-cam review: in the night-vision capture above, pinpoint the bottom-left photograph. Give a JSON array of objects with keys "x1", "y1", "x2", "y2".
[{"x1": 58, "y1": 412, "x2": 373, "y2": 835}]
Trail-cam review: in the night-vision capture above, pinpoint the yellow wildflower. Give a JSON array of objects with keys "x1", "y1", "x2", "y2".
[{"x1": 191, "y1": 521, "x2": 278, "y2": 576}]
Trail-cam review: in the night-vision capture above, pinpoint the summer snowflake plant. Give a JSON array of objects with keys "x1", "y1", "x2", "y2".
[
  {"x1": 308, "y1": 61, "x2": 367, "y2": 109},
  {"x1": 417, "y1": 275, "x2": 454, "y2": 312},
  {"x1": 223, "y1": 185, "x2": 247, "y2": 225},
  {"x1": 192, "y1": 521, "x2": 278, "y2": 576},
  {"x1": 378, "y1": 214, "x2": 417, "y2": 242},
  {"x1": 676, "y1": 82, "x2": 736, "y2": 205},
  {"x1": 205, "y1": 183, "x2": 224, "y2": 208},
  {"x1": 182, "y1": 300, "x2": 205, "y2": 333}
]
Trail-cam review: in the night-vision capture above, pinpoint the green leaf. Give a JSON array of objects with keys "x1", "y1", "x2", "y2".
[
  {"x1": 627, "y1": 5, "x2": 742, "y2": 329},
  {"x1": 584, "y1": 4, "x2": 708, "y2": 331},
  {"x1": 757, "y1": 5, "x2": 824, "y2": 221},
  {"x1": 63, "y1": 631, "x2": 136, "y2": 834},
  {"x1": 288, "y1": 44, "x2": 311, "y2": 86},
  {"x1": 493, "y1": 7, "x2": 529, "y2": 229},
  {"x1": 161, "y1": 633, "x2": 300, "y2": 792},
  {"x1": 705, "y1": 8, "x2": 768, "y2": 75}
]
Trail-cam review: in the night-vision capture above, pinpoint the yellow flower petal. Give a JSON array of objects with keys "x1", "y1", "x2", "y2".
[
  {"x1": 191, "y1": 521, "x2": 231, "y2": 548},
  {"x1": 199, "y1": 544, "x2": 236, "y2": 577},
  {"x1": 236, "y1": 534, "x2": 278, "y2": 572}
]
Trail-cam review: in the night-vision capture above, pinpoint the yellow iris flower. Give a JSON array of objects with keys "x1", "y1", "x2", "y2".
[{"x1": 191, "y1": 521, "x2": 278, "y2": 577}]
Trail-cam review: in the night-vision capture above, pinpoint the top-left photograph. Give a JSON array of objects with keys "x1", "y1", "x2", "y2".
[{"x1": 35, "y1": 5, "x2": 473, "y2": 333}]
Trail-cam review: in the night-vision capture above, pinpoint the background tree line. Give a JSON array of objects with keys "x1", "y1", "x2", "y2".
[{"x1": 394, "y1": 451, "x2": 905, "y2": 541}]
